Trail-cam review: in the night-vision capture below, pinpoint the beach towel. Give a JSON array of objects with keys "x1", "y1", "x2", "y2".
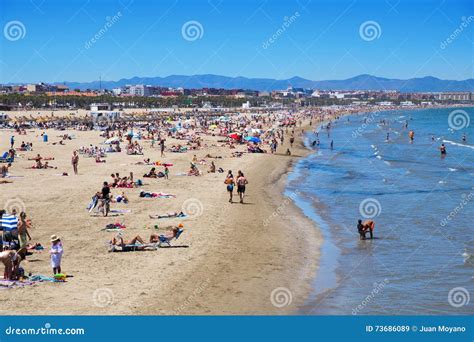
[{"x1": 0, "y1": 280, "x2": 35, "y2": 289}]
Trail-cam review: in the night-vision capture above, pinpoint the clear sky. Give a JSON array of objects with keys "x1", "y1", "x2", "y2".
[{"x1": 0, "y1": 0, "x2": 472, "y2": 83}]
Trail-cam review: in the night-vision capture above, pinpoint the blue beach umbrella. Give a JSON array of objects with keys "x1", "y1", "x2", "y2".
[{"x1": 245, "y1": 136, "x2": 261, "y2": 143}]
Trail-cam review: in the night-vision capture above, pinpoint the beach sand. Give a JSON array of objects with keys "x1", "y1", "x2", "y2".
[{"x1": 0, "y1": 115, "x2": 321, "y2": 314}]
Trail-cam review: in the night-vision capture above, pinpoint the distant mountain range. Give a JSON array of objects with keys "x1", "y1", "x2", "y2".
[{"x1": 54, "y1": 74, "x2": 474, "y2": 92}]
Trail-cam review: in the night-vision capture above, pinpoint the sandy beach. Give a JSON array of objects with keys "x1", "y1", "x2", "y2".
[{"x1": 0, "y1": 110, "x2": 321, "y2": 315}]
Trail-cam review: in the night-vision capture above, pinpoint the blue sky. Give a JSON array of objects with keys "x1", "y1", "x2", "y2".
[{"x1": 0, "y1": 0, "x2": 472, "y2": 83}]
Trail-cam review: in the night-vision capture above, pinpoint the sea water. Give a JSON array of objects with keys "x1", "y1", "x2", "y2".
[{"x1": 287, "y1": 107, "x2": 474, "y2": 315}]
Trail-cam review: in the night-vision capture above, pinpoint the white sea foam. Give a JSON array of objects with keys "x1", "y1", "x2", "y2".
[{"x1": 443, "y1": 140, "x2": 474, "y2": 150}]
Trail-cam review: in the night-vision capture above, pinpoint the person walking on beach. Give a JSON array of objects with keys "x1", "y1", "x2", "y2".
[
  {"x1": 160, "y1": 138, "x2": 166, "y2": 157},
  {"x1": 224, "y1": 170, "x2": 235, "y2": 203},
  {"x1": 236, "y1": 170, "x2": 248, "y2": 204},
  {"x1": 49, "y1": 235, "x2": 63, "y2": 275},
  {"x1": 71, "y1": 151, "x2": 79, "y2": 175},
  {"x1": 289, "y1": 135, "x2": 295, "y2": 148},
  {"x1": 101, "y1": 181, "x2": 111, "y2": 217},
  {"x1": 10, "y1": 136, "x2": 14, "y2": 149}
]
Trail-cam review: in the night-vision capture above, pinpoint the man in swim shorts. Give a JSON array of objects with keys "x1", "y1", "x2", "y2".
[{"x1": 236, "y1": 170, "x2": 248, "y2": 204}]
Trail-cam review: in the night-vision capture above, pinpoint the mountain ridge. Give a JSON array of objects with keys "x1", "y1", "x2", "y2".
[{"x1": 11, "y1": 74, "x2": 474, "y2": 92}]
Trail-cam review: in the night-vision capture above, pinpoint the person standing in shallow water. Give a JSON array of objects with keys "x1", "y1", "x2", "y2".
[
  {"x1": 236, "y1": 170, "x2": 248, "y2": 204},
  {"x1": 440, "y1": 143, "x2": 447, "y2": 157}
]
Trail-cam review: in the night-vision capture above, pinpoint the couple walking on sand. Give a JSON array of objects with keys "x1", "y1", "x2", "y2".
[{"x1": 225, "y1": 170, "x2": 248, "y2": 204}]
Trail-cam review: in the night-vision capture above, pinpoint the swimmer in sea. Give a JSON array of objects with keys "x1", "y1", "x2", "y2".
[
  {"x1": 462, "y1": 134, "x2": 467, "y2": 143},
  {"x1": 440, "y1": 143, "x2": 447, "y2": 157}
]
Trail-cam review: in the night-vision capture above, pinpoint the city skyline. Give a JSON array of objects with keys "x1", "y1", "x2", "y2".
[{"x1": 0, "y1": 0, "x2": 472, "y2": 84}]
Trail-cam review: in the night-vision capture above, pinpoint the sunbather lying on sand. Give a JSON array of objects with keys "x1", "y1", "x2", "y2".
[
  {"x1": 111, "y1": 235, "x2": 145, "y2": 247},
  {"x1": 139, "y1": 191, "x2": 175, "y2": 198},
  {"x1": 149, "y1": 211, "x2": 185, "y2": 219},
  {"x1": 27, "y1": 161, "x2": 57, "y2": 169},
  {"x1": 110, "y1": 227, "x2": 182, "y2": 250}
]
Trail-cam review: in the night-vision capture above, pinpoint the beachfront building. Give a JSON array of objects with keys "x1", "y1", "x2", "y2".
[
  {"x1": 437, "y1": 92, "x2": 471, "y2": 101},
  {"x1": 90, "y1": 103, "x2": 121, "y2": 127},
  {"x1": 90, "y1": 103, "x2": 112, "y2": 111}
]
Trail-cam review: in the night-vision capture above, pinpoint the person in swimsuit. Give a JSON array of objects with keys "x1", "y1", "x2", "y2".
[
  {"x1": 72, "y1": 151, "x2": 79, "y2": 175},
  {"x1": 440, "y1": 144, "x2": 447, "y2": 156},
  {"x1": 225, "y1": 170, "x2": 235, "y2": 203},
  {"x1": 357, "y1": 219, "x2": 374, "y2": 240},
  {"x1": 236, "y1": 170, "x2": 248, "y2": 204},
  {"x1": 18, "y1": 212, "x2": 32, "y2": 258},
  {"x1": 101, "y1": 181, "x2": 111, "y2": 216}
]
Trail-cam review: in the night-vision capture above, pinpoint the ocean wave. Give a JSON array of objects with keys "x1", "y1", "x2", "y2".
[{"x1": 443, "y1": 140, "x2": 474, "y2": 150}]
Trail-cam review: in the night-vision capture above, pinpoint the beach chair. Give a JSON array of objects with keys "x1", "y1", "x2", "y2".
[
  {"x1": 156, "y1": 228, "x2": 184, "y2": 247},
  {"x1": 0, "y1": 152, "x2": 14, "y2": 163}
]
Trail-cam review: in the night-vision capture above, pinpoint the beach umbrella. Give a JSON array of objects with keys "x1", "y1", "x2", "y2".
[
  {"x1": 105, "y1": 137, "x2": 120, "y2": 144},
  {"x1": 244, "y1": 136, "x2": 261, "y2": 143},
  {"x1": 228, "y1": 133, "x2": 241, "y2": 140}
]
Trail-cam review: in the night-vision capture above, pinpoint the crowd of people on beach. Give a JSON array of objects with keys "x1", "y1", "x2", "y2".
[{"x1": 2, "y1": 104, "x2": 469, "y2": 285}]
